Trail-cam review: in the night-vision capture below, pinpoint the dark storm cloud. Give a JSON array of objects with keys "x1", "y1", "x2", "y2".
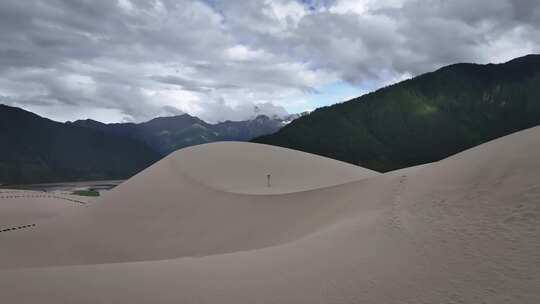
[{"x1": 0, "y1": 0, "x2": 538, "y2": 122}]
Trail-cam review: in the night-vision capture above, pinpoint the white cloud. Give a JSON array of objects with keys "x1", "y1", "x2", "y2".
[
  {"x1": 117, "y1": 0, "x2": 135, "y2": 12},
  {"x1": 264, "y1": 0, "x2": 308, "y2": 27},
  {"x1": 0, "y1": 0, "x2": 539, "y2": 123},
  {"x1": 328, "y1": 0, "x2": 405, "y2": 15},
  {"x1": 225, "y1": 45, "x2": 271, "y2": 61}
]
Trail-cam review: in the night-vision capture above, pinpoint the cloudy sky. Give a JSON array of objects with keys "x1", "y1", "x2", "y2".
[{"x1": 1, "y1": 0, "x2": 539, "y2": 123}]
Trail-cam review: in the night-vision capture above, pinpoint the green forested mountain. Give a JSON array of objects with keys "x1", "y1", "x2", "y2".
[
  {"x1": 0, "y1": 105, "x2": 160, "y2": 185},
  {"x1": 254, "y1": 54, "x2": 540, "y2": 172}
]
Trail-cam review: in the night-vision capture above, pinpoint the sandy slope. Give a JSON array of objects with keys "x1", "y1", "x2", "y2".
[
  {"x1": 169, "y1": 142, "x2": 380, "y2": 194},
  {"x1": 0, "y1": 190, "x2": 88, "y2": 230},
  {"x1": 0, "y1": 143, "x2": 380, "y2": 267},
  {"x1": 0, "y1": 130, "x2": 539, "y2": 303}
]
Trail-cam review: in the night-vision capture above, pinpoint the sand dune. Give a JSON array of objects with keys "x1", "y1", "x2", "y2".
[
  {"x1": 1, "y1": 129, "x2": 539, "y2": 303},
  {"x1": 0, "y1": 190, "x2": 87, "y2": 230},
  {"x1": 169, "y1": 142, "x2": 379, "y2": 194},
  {"x1": 0, "y1": 143, "x2": 381, "y2": 267}
]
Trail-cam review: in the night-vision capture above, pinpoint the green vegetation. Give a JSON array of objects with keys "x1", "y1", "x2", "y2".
[
  {"x1": 72, "y1": 190, "x2": 100, "y2": 197},
  {"x1": 254, "y1": 54, "x2": 540, "y2": 172},
  {"x1": 0, "y1": 105, "x2": 161, "y2": 185}
]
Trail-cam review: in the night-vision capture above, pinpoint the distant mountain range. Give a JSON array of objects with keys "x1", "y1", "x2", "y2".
[
  {"x1": 0, "y1": 105, "x2": 160, "y2": 185},
  {"x1": 254, "y1": 54, "x2": 540, "y2": 172},
  {"x1": 0, "y1": 105, "x2": 303, "y2": 184},
  {"x1": 68, "y1": 113, "x2": 305, "y2": 155}
]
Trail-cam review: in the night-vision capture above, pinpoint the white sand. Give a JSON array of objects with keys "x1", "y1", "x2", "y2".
[{"x1": 0, "y1": 130, "x2": 539, "y2": 303}]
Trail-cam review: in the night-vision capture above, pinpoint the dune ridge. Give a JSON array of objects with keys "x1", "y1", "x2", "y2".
[
  {"x1": 167, "y1": 142, "x2": 380, "y2": 194},
  {"x1": 1, "y1": 128, "x2": 539, "y2": 303}
]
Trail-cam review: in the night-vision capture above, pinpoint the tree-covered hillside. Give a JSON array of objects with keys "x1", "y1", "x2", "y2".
[
  {"x1": 0, "y1": 105, "x2": 161, "y2": 185},
  {"x1": 254, "y1": 54, "x2": 540, "y2": 172}
]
